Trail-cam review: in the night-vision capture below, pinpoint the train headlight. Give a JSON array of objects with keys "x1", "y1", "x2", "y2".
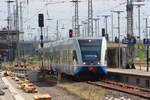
[
  {"x1": 83, "y1": 62, "x2": 86, "y2": 65},
  {"x1": 98, "y1": 62, "x2": 100, "y2": 65},
  {"x1": 89, "y1": 40, "x2": 92, "y2": 42}
]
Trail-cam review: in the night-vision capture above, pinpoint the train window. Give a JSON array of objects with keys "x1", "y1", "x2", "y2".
[
  {"x1": 136, "y1": 78, "x2": 140, "y2": 84},
  {"x1": 145, "y1": 80, "x2": 149, "y2": 88},
  {"x1": 67, "y1": 50, "x2": 70, "y2": 63},
  {"x1": 53, "y1": 50, "x2": 60, "y2": 64},
  {"x1": 68, "y1": 50, "x2": 72, "y2": 65},
  {"x1": 78, "y1": 39, "x2": 101, "y2": 64},
  {"x1": 62, "y1": 50, "x2": 67, "y2": 64},
  {"x1": 68, "y1": 50, "x2": 74, "y2": 65},
  {"x1": 125, "y1": 77, "x2": 128, "y2": 83}
]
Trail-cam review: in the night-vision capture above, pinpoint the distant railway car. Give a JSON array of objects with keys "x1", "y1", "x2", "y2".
[{"x1": 42, "y1": 37, "x2": 107, "y2": 80}]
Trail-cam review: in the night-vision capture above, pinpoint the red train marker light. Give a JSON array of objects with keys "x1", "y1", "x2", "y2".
[{"x1": 88, "y1": 66, "x2": 96, "y2": 72}]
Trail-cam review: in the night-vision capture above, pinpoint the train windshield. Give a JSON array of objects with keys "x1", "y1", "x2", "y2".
[{"x1": 78, "y1": 39, "x2": 102, "y2": 64}]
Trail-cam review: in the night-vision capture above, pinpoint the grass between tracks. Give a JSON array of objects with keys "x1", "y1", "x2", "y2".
[{"x1": 58, "y1": 79, "x2": 105, "y2": 100}]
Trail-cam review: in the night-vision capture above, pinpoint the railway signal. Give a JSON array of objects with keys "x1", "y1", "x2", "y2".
[
  {"x1": 38, "y1": 14, "x2": 44, "y2": 27},
  {"x1": 102, "y1": 28, "x2": 105, "y2": 37},
  {"x1": 69, "y1": 29, "x2": 73, "y2": 38},
  {"x1": 38, "y1": 13, "x2": 44, "y2": 69}
]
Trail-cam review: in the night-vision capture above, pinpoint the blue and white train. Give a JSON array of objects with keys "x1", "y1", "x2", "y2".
[{"x1": 42, "y1": 37, "x2": 107, "y2": 80}]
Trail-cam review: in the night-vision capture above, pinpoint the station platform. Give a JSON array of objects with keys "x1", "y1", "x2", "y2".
[
  {"x1": 107, "y1": 68, "x2": 150, "y2": 78},
  {"x1": 2, "y1": 77, "x2": 36, "y2": 100},
  {"x1": 107, "y1": 68, "x2": 150, "y2": 88}
]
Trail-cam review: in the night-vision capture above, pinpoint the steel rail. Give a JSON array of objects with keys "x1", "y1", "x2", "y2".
[{"x1": 87, "y1": 80, "x2": 150, "y2": 99}]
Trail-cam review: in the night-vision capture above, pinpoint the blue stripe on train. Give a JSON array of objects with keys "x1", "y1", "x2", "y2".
[
  {"x1": 73, "y1": 66, "x2": 107, "y2": 75},
  {"x1": 42, "y1": 65, "x2": 107, "y2": 77}
]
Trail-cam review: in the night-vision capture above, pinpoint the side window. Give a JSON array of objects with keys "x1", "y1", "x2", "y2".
[
  {"x1": 145, "y1": 80, "x2": 149, "y2": 88},
  {"x1": 68, "y1": 50, "x2": 72, "y2": 65},
  {"x1": 136, "y1": 78, "x2": 140, "y2": 85},
  {"x1": 56, "y1": 51, "x2": 60, "y2": 64},
  {"x1": 63, "y1": 50, "x2": 66, "y2": 63}
]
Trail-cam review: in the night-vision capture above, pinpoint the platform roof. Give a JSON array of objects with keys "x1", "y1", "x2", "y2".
[{"x1": 107, "y1": 68, "x2": 150, "y2": 78}]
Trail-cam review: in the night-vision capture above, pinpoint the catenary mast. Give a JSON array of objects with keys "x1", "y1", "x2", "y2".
[
  {"x1": 88, "y1": 0, "x2": 94, "y2": 37},
  {"x1": 126, "y1": 0, "x2": 135, "y2": 68},
  {"x1": 71, "y1": 0, "x2": 80, "y2": 37}
]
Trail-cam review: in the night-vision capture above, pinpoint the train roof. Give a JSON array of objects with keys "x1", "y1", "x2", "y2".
[
  {"x1": 44, "y1": 37, "x2": 105, "y2": 48},
  {"x1": 53, "y1": 37, "x2": 104, "y2": 45},
  {"x1": 56, "y1": 37, "x2": 104, "y2": 42}
]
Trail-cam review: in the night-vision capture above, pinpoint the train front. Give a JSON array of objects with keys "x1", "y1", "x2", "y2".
[{"x1": 74, "y1": 38, "x2": 107, "y2": 80}]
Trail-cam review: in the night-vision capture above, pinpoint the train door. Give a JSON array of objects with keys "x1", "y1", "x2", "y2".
[{"x1": 73, "y1": 50, "x2": 78, "y2": 65}]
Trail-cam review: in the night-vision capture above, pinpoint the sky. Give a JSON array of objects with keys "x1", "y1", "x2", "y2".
[{"x1": 0, "y1": 0, "x2": 150, "y2": 41}]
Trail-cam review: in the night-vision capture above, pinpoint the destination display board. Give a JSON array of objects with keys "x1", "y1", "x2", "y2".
[
  {"x1": 122, "y1": 38, "x2": 136, "y2": 44},
  {"x1": 143, "y1": 38, "x2": 150, "y2": 45}
]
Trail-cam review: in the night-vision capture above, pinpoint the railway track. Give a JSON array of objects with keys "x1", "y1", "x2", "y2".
[{"x1": 87, "y1": 80, "x2": 150, "y2": 99}]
